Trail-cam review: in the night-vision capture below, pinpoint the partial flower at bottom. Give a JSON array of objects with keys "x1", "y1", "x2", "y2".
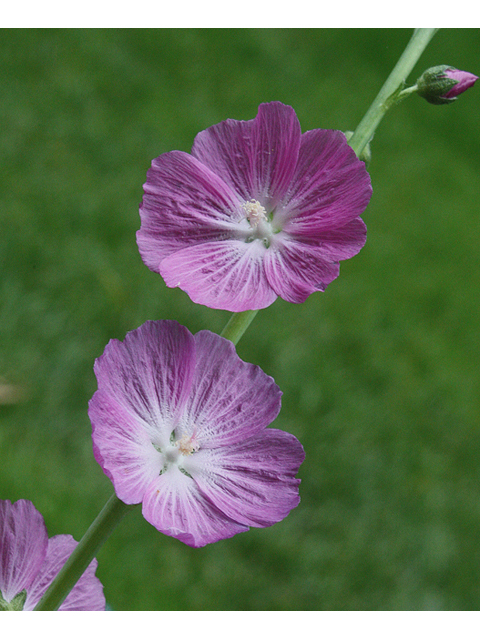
[
  {"x1": 89, "y1": 320, "x2": 305, "y2": 548},
  {"x1": 0, "y1": 499, "x2": 105, "y2": 611}
]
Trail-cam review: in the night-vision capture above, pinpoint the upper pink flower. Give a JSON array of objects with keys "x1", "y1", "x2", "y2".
[
  {"x1": 137, "y1": 102, "x2": 372, "y2": 312},
  {"x1": 0, "y1": 499, "x2": 105, "y2": 611},
  {"x1": 89, "y1": 320, "x2": 305, "y2": 548}
]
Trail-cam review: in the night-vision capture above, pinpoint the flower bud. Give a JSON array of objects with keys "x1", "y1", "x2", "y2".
[{"x1": 417, "y1": 65, "x2": 478, "y2": 105}]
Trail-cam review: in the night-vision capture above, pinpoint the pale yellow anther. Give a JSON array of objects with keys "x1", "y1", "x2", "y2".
[
  {"x1": 242, "y1": 199, "x2": 268, "y2": 228},
  {"x1": 175, "y1": 433, "x2": 199, "y2": 456}
]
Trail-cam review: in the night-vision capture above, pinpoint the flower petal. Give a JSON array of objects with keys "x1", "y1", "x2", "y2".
[
  {"x1": 263, "y1": 235, "x2": 336, "y2": 303},
  {"x1": 264, "y1": 217, "x2": 367, "y2": 303},
  {"x1": 277, "y1": 128, "x2": 372, "y2": 235},
  {"x1": 92, "y1": 320, "x2": 196, "y2": 448},
  {"x1": 184, "y1": 429, "x2": 305, "y2": 528},
  {"x1": 89, "y1": 391, "x2": 163, "y2": 504},
  {"x1": 192, "y1": 102, "x2": 301, "y2": 207},
  {"x1": 304, "y1": 216, "x2": 367, "y2": 261},
  {"x1": 137, "y1": 150, "x2": 243, "y2": 272},
  {"x1": 444, "y1": 69, "x2": 478, "y2": 98},
  {"x1": 142, "y1": 466, "x2": 248, "y2": 547},
  {"x1": 0, "y1": 500, "x2": 48, "y2": 603},
  {"x1": 176, "y1": 330, "x2": 282, "y2": 448},
  {"x1": 24, "y1": 535, "x2": 105, "y2": 611},
  {"x1": 160, "y1": 239, "x2": 278, "y2": 312}
]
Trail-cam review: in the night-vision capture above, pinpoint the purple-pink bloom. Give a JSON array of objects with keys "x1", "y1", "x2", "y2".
[
  {"x1": 0, "y1": 499, "x2": 105, "y2": 611},
  {"x1": 444, "y1": 68, "x2": 478, "y2": 98},
  {"x1": 89, "y1": 320, "x2": 305, "y2": 548},
  {"x1": 137, "y1": 102, "x2": 372, "y2": 312}
]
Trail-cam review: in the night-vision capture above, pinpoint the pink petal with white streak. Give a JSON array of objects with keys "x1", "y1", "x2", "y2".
[
  {"x1": 183, "y1": 429, "x2": 305, "y2": 527},
  {"x1": 175, "y1": 330, "x2": 282, "y2": 448},
  {"x1": 24, "y1": 535, "x2": 105, "y2": 611},
  {"x1": 142, "y1": 466, "x2": 248, "y2": 548},
  {"x1": 264, "y1": 234, "x2": 341, "y2": 303},
  {"x1": 92, "y1": 321, "x2": 196, "y2": 448},
  {"x1": 192, "y1": 102, "x2": 301, "y2": 208},
  {"x1": 160, "y1": 239, "x2": 277, "y2": 312},
  {"x1": 138, "y1": 150, "x2": 243, "y2": 269},
  {"x1": 89, "y1": 391, "x2": 163, "y2": 504},
  {"x1": 277, "y1": 128, "x2": 371, "y2": 234},
  {"x1": 0, "y1": 500, "x2": 48, "y2": 603}
]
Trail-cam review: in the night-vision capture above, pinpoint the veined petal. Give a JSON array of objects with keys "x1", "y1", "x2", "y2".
[
  {"x1": 138, "y1": 150, "x2": 242, "y2": 271},
  {"x1": 184, "y1": 429, "x2": 305, "y2": 528},
  {"x1": 264, "y1": 234, "x2": 344, "y2": 303},
  {"x1": 0, "y1": 500, "x2": 48, "y2": 603},
  {"x1": 176, "y1": 330, "x2": 282, "y2": 448},
  {"x1": 142, "y1": 466, "x2": 248, "y2": 548},
  {"x1": 160, "y1": 239, "x2": 278, "y2": 312},
  {"x1": 24, "y1": 536, "x2": 105, "y2": 611},
  {"x1": 278, "y1": 129, "x2": 372, "y2": 234},
  {"x1": 303, "y1": 216, "x2": 367, "y2": 261},
  {"x1": 192, "y1": 102, "x2": 301, "y2": 208},
  {"x1": 92, "y1": 321, "x2": 196, "y2": 447},
  {"x1": 264, "y1": 217, "x2": 367, "y2": 303},
  {"x1": 89, "y1": 392, "x2": 163, "y2": 504}
]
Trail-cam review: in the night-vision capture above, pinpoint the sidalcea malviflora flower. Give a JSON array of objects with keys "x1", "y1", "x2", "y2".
[
  {"x1": 0, "y1": 499, "x2": 105, "y2": 611},
  {"x1": 89, "y1": 320, "x2": 305, "y2": 548},
  {"x1": 137, "y1": 102, "x2": 372, "y2": 312}
]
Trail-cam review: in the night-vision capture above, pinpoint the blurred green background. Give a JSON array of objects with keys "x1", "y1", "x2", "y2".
[{"x1": 1, "y1": 28, "x2": 480, "y2": 610}]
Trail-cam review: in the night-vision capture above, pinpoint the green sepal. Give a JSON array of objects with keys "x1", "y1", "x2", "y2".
[
  {"x1": 416, "y1": 65, "x2": 458, "y2": 104},
  {"x1": 0, "y1": 589, "x2": 27, "y2": 611}
]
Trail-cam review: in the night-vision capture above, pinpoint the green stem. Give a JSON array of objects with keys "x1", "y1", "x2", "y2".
[
  {"x1": 34, "y1": 494, "x2": 137, "y2": 611},
  {"x1": 348, "y1": 29, "x2": 438, "y2": 158},
  {"x1": 398, "y1": 84, "x2": 419, "y2": 99},
  {"x1": 220, "y1": 309, "x2": 259, "y2": 345}
]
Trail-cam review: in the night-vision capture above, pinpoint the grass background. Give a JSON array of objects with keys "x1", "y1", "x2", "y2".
[{"x1": 1, "y1": 28, "x2": 480, "y2": 610}]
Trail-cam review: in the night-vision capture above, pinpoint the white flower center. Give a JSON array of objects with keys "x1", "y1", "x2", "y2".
[
  {"x1": 175, "y1": 433, "x2": 199, "y2": 456},
  {"x1": 157, "y1": 433, "x2": 199, "y2": 472},
  {"x1": 243, "y1": 199, "x2": 268, "y2": 228},
  {"x1": 242, "y1": 199, "x2": 274, "y2": 246}
]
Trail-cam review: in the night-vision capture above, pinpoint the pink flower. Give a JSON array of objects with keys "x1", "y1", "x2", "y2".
[
  {"x1": 89, "y1": 320, "x2": 305, "y2": 548},
  {"x1": 0, "y1": 499, "x2": 105, "y2": 610},
  {"x1": 137, "y1": 102, "x2": 372, "y2": 312}
]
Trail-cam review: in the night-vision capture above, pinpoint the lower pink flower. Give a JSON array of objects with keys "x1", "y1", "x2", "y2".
[
  {"x1": 0, "y1": 499, "x2": 105, "y2": 611},
  {"x1": 89, "y1": 320, "x2": 305, "y2": 548}
]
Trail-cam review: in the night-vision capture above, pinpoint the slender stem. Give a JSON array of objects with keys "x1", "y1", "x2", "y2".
[
  {"x1": 220, "y1": 309, "x2": 259, "y2": 345},
  {"x1": 398, "y1": 84, "x2": 419, "y2": 99},
  {"x1": 34, "y1": 494, "x2": 137, "y2": 611},
  {"x1": 348, "y1": 28, "x2": 438, "y2": 158}
]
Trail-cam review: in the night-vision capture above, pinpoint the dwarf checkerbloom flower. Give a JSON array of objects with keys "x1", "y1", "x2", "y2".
[
  {"x1": 89, "y1": 320, "x2": 304, "y2": 548},
  {"x1": 137, "y1": 101, "x2": 372, "y2": 312},
  {"x1": 0, "y1": 499, "x2": 105, "y2": 611}
]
